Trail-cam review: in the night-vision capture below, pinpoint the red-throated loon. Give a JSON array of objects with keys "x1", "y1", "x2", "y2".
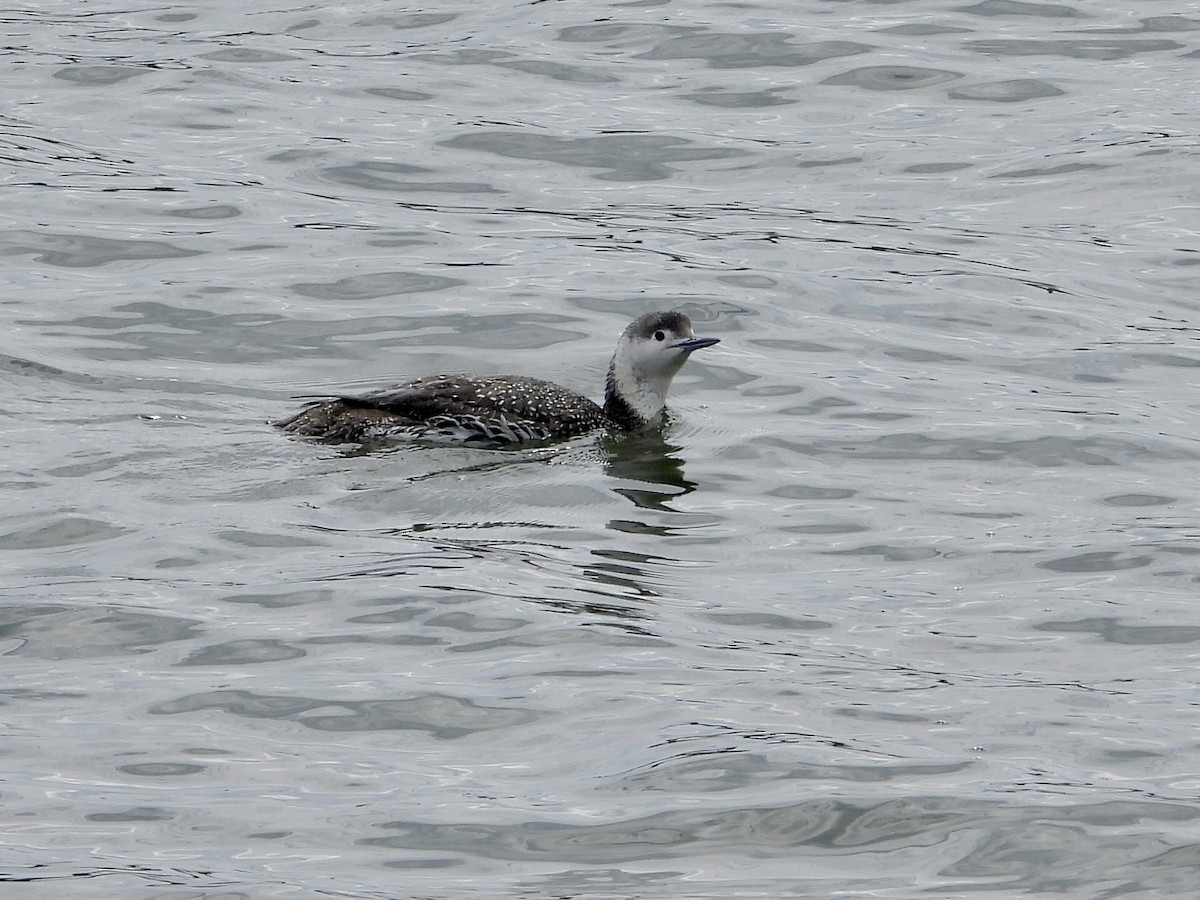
[{"x1": 275, "y1": 311, "x2": 720, "y2": 447}]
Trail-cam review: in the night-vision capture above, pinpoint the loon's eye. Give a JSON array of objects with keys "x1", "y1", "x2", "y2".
[{"x1": 654, "y1": 331, "x2": 666, "y2": 342}]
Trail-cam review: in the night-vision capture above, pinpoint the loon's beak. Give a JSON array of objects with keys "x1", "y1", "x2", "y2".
[{"x1": 674, "y1": 336, "x2": 720, "y2": 352}]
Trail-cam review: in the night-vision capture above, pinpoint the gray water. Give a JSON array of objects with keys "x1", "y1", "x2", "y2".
[{"x1": 3, "y1": 1, "x2": 1199, "y2": 897}]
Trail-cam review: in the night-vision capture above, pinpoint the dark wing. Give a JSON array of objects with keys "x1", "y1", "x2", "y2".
[
  {"x1": 357, "y1": 375, "x2": 604, "y2": 431},
  {"x1": 278, "y1": 375, "x2": 606, "y2": 444},
  {"x1": 338, "y1": 378, "x2": 464, "y2": 422}
]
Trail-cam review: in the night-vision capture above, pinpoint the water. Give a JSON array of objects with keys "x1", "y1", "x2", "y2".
[{"x1": 3, "y1": 1, "x2": 1199, "y2": 897}]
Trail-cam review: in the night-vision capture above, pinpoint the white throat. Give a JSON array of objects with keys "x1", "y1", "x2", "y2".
[{"x1": 607, "y1": 346, "x2": 686, "y2": 423}]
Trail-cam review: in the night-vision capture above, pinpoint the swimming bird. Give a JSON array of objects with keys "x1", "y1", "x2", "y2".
[{"x1": 275, "y1": 310, "x2": 719, "y2": 447}]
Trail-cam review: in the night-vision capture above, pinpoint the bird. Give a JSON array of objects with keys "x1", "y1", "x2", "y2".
[{"x1": 275, "y1": 310, "x2": 720, "y2": 447}]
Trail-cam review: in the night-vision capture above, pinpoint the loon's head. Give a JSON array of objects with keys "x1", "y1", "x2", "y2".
[{"x1": 604, "y1": 310, "x2": 720, "y2": 428}]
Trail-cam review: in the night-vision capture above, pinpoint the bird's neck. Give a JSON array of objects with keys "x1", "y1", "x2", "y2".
[{"x1": 603, "y1": 353, "x2": 670, "y2": 430}]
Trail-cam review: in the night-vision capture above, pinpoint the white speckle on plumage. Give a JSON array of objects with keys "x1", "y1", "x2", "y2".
[{"x1": 275, "y1": 310, "x2": 720, "y2": 447}]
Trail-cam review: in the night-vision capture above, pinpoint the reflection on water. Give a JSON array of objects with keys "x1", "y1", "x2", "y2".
[{"x1": 601, "y1": 430, "x2": 697, "y2": 510}]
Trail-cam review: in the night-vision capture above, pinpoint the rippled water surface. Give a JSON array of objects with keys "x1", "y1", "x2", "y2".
[{"x1": 3, "y1": 1, "x2": 1200, "y2": 897}]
